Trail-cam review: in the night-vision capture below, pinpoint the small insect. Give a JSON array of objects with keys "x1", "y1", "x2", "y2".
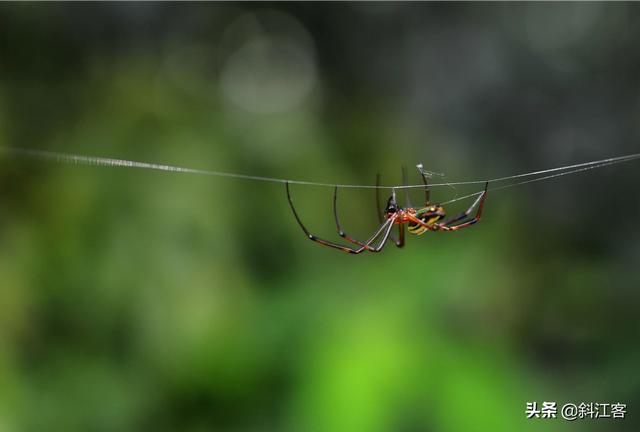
[{"x1": 286, "y1": 167, "x2": 488, "y2": 254}]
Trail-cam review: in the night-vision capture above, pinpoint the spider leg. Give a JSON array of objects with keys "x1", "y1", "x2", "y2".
[
  {"x1": 393, "y1": 168, "x2": 409, "y2": 248},
  {"x1": 375, "y1": 174, "x2": 402, "y2": 247},
  {"x1": 402, "y1": 166, "x2": 413, "y2": 208},
  {"x1": 419, "y1": 165, "x2": 430, "y2": 205},
  {"x1": 439, "y1": 182, "x2": 488, "y2": 225},
  {"x1": 335, "y1": 186, "x2": 399, "y2": 252},
  {"x1": 406, "y1": 182, "x2": 489, "y2": 233},
  {"x1": 371, "y1": 215, "x2": 396, "y2": 252},
  {"x1": 436, "y1": 182, "x2": 489, "y2": 231},
  {"x1": 287, "y1": 182, "x2": 392, "y2": 254},
  {"x1": 396, "y1": 222, "x2": 405, "y2": 248},
  {"x1": 335, "y1": 186, "x2": 374, "y2": 250}
]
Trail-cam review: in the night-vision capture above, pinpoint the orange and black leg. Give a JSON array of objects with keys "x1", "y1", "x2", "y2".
[
  {"x1": 402, "y1": 166, "x2": 413, "y2": 208},
  {"x1": 334, "y1": 186, "x2": 375, "y2": 251},
  {"x1": 437, "y1": 182, "x2": 489, "y2": 231},
  {"x1": 287, "y1": 182, "x2": 395, "y2": 254},
  {"x1": 397, "y1": 221, "x2": 405, "y2": 247},
  {"x1": 334, "y1": 186, "x2": 402, "y2": 251},
  {"x1": 419, "y1": 165, "x2": 430, "y2": 205},
  {"x1": 375, "y1": 173, "x2": 404, "y2": 248}
]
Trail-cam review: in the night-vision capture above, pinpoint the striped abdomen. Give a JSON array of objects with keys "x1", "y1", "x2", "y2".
[
  {"x1": 408, "y1": 221, "x2": 428, "y2": 235},
  {"x1": 408, "y1": 215, "x2": 442, "y2": 235},
  {"x1": 408, "y1": 207, "x2": 444, "y2": 235}
]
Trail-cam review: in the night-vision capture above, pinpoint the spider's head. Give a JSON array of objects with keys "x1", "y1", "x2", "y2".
[
  {"x1": 385, "y1": 195, "x2": 399, "y2": 215},
  {"x1": 416, "y1": 205, "x2": 446, "y2": 225}
]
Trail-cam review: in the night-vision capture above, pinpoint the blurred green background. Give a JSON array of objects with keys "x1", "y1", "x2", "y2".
[{"x1": 0, "y1": 3, "x2": 639, "y2": 432}]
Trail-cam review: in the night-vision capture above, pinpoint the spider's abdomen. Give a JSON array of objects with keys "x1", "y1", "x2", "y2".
[
  {"x1": 408, "y1": 208, "x2": 444, "y2": 235},
  {"x1": 408, "y1": 221, "x2": 428, "y2": 235}
]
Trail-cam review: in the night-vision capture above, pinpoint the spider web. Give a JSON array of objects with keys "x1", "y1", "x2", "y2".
[{"x1": 2, "y1": 146, "x2": 639, "y2": 205}]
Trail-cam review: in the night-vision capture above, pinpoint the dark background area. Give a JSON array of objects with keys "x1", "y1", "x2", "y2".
[{"x1": 0, "y1": 3, "x2": 639, "y2": 431}]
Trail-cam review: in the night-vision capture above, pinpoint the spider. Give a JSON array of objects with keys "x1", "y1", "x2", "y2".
[{"x1": 285, "y1": 167, "x2": 488, "y2": 254}]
